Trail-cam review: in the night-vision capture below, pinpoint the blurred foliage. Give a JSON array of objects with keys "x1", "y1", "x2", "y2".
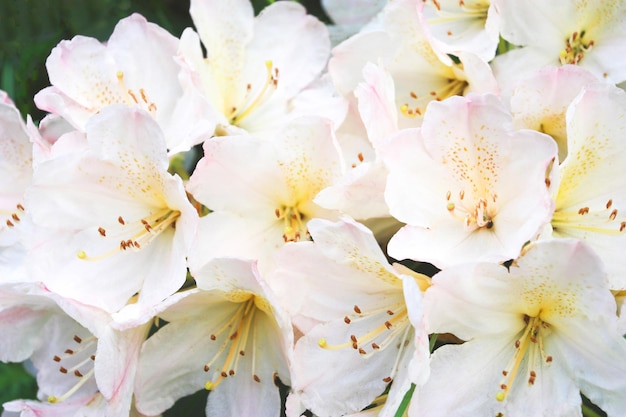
[{"x1": 0, "y1": 362, "x2": 37, "y2": 405}]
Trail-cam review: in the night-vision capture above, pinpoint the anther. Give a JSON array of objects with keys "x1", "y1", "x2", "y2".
[
  {"x1": 344, "y1": 316, "x2": 351, "y2": 324},
  {"x1": 358, "y1": 152, "x2": 364, "y2": 162},
  {"x1": 98, "y1": 227, "x2": 106, "y2": 237},
  {"x1": 607, "y1": 199, "x2": 613, "y2": 209},
  {"x1": 610, "y1": 209, "x2": 618, "y2": 220},
  {"x1": 578, "y1": 207, "x2": 589, "y2": 215},
  {"x1": 387, "y1": 310, "x2": 394, "y2": 315},
  {"x1": 253, "y1": 374, "x2": 261, "y2": 383},
  {"x1": 354, "y1": 305, "x2": 362, "y2": 314},
  {"x1": 74, "y1": 370, "x2": 83, "y2": 377},
  {"x1": 359, "y1": 348, "x2": 366, "y2": 355},
  {"x1": 384, "y1": 321, "x2": 393, "y2": 329},
  {"x1": 73, "y1": 335, "x2": 82, "y2": 343},
  {"x1": 221, "y1": 371, "x2": 228, "y2": 378},
  {"x1": 118, "y1": 216, "x2": 125, "y2": 225},
  {"x1": 59, "y1": 367, "x2": 68, "y2": 374},
  {"x1": 6, "y1": 220, "x2": 14, "y2": 227},
  {"x1": 382, "y1": 376, "x2": 392, "y2": 383},
  {"x1": 53, "y1": 355, "x2": 61, "y2": 362},
  {"x1": 204, "y1": 365, "x2": 210, "y2": 372}
]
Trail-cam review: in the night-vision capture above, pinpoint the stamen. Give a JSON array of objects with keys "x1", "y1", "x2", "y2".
[{"x1": 230, "y1": 61, "x2": 279, "y2": 125}]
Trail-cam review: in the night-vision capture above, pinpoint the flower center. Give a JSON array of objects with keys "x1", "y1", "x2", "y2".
[
  {"x1": 400, "y1": 79, "x2": 468, "y2": 118},
  {"x1": 317, "y1": 302, "x2": 412, "y2": 385},
  {"x1": 275, "y1": 204, "x2": 310, "y2": 242},
  {"x1": 228, "y1": 61, "x2": 279, "y2": 126},
  {"x1": 559, "y1": 30, "x2": 595, "y2": 65},
  {"x1": 48, "y1": 334, "x2": 97, "y2": 403},
  {"x1": 203, "y1": 297, "x2": 265, "y2": 390},
  {"x1": 445, "y1": 190, "x2": 497, "y2": 229},
  {"x1": 76, "y1": 208, "x2": 180, "y2": 261},
  {"x1": 551, "y1": 198, "x2": 626, "y2": 235},
  {"x1": 116, "y1": 71, "x2": 158, "y2": 115},
  {"x1": 496, "y1": 315, "x2": 553, "y2": 402}
]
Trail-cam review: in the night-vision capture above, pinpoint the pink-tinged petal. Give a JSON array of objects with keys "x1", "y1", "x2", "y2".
[
  {"x1": 511, "y1": 65, "x2": 600, "y2": 162},
  {"x1": 355, "y1": 63, "x2": 398, "y2": 148},
  {"x1": 94, "y1": 325, "x2": 149, "y2": 416},
  {"x1": 329, "y1": 30, "x2": 395, "y2": 95},
  {"x1": 314, "y1": 160, "x2": 390, "y2": 219},
  {"x1": 551, "y1": 318, "x2": 626, "y2": 416},
  {"x1": 189, "y1": 0, "x2": 253, "y2": 112},
  {"x1": 2, "y1": 394, "x2": 109, "y2": 417},
  {"x1": 35, "y1": 36, "x2": 120, "y2": 121},
  {"x1": 187, "y1": 135, "x2": 287, "y2": 212},
  {"x1": 246, "y1": 2, "x2": 329, "y2": 99}
]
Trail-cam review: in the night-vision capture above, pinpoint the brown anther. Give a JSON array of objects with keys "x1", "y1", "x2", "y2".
[
  {"x1": 358, "y1": 152, "x2": 364, "y2": 162},
  {"x1": 148, "y1": 103, "x2": 157, "y2": 112},
  {"x1": 459, "y1": 190, "x2": 465, "y2": 200},
  {"x1": 620, "y1": 222, "x2": 626, "y2": 232},
  {"x1": 447, "y1": 30, "x2": 452, "y2": 36},
  {"x1": 204, "y1": 365, "x2": 210, "y2": 372},
  {"x1": 11, "y1": 213, "x2": 20, "y2": 222},
  {"x1": 446, "y1": 190, "x2": 451, "y2": 200},
  {"x1": 486, "y1": 220, "x2": 494, "y2": 229},
  {"x1": 352, "y1": 342, "x2": 358, "y2": 350},
  {"x1": 578, "y1": 207, "x2": 589, "y2": 215},
  {"x1": 247, "y1": 83, "x2": 252, "y2": 91},
  {"x1": 545, "y1": 178, "x2": 551, "y2": 188},
  {"x1": 229, "y1": 370, "x2": 235, "y2": 376},
  {"x1": 387, "y1": 310, "x2": 394, "y2": 315},
  {"x1": 610, "y1": 209, "x2": 618, "y2": 220},
  {"x1": 73, "y1": 335, "x2": 82, "y2": 343},
  {"x1": 16, "y1": 203, "x2": 24, "y2": 211},
  {"x1": 384, "y1": 321, "x2": 392, "y2": 329},
  {"x1": 410, "y1": 91, "x2": 418, "y2": 99},
  {"x1": 53, "y1": 355, "x2": 61, "y2": 362},
  {"x1": 230, "y1": 331, "x2": 239, "y2": 340},
  {"x1": 98, "y1": 227, "x2": 106, "y2": 237},
  {"x1": 354, "y1": 305, "x2": 362, "y2": 314},
  {"x1": 383, "y1": 376, "x2": 392, "y2": 383},
  {"x1": 350, "y1": 335, "x2": 358, "y2": 343},
  {"x1": 64, "y1": 349, "x2": 74, "y2": 354},
  {"x1": 74, "y1": 370, "x2": 83, "y2": 377},
  {"x1": 118, "y1": 216, "x2": 125, "y2": 225},
  {"x1": 430, "y1": 91, "x2": 437, "y2": 96},
  {"x1": 502, "y1": 370, "x2": 508, "y2": 376},
  {"x1": 221, "y1": 371, "x2": 228, "y2": 378},
  {"x1": 139, "y1": 88, "x2": 148, "y2": 103},
  {"x1": 546, "y1": 356, "x2": 553, "y2": 363},
  {"x1": 239, "y1": 350, "x2": 245, "y2": 356},
  {"x1": 372, "y1": 343, "x2": 380, "y2": 349},
  {"x1": 59, "y1": 367, "x2": 68, "y2": 374},
  {"x1": 253, "y1": 374, "x2": 261, "y2": 382},
  {"x1": 90, "y1": 355, "x2": 95, "y2": 360},
  {"x1": 351, "y1": 163, "x2": 357, "y2": 168},
  {"x1": 344, "y1": 316, "x2": 351, "y2": 324},
  {"x1": 210, "y1": 334, "x2": 216, "y2": 341},
  {"x1": 359, "y1": 348, "x2": 366, "y2": 355},
  {"x1": 275, "y1": 208, "x2": 280, "y2": 218},
  {"x1": 6, "y1": 220, "x2": 14, "y2": 227},
  {"x1": 607, "y1": 199, "x2": 613, "y2": 209},
  {"x1": 514, "y1": 340, "x2": 520, "y2": 349},
  {"x1": 144, "y1": 224, "x2": 153, "y2": 232},
  {"x1": 500, "y1": 384, "x2": 507, "y2": 390},
  {"x1": 128, "y1": 90, "x2": 139, "y2": 103},
  {"x1": 134, "y1": 241, "x2": 141, "y2": 248}
]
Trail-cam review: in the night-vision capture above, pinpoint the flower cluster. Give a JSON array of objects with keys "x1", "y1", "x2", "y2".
[{"x1": 2, "y1": 0, "x2": 626, "y2": 416}]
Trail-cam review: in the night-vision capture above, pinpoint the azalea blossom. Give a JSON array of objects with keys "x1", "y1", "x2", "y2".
[
  {"x1": 269, "y1": 218, "x2": 430, "y2": 417},
  {"x1": 34, "y1": 14, "x2": 205, "y2": 154},
  {"x1": 133, "y1": 258, "x2": 292, "y2": 417},
  {"x1": 548, "y1": 82, "x2": 626, "y2": 289},
  {"x1": 186, "y1": 116, "x2": 343, "y2": 274},
  {"x1": 177, "y1": 0, "x2": 341, "y2": 138},
  {"x1": 415, "y1": 239, "x2": 626, "y2": 416},
  {"x1": 492, "y1": 0, "x2": 626, "y2": 92},
  {"x1": 383, "y1": 93, "x2": 557, "y2": 268},
  {"x1": 25, "y1": 105, "x2": 198, "y2": 313}
]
